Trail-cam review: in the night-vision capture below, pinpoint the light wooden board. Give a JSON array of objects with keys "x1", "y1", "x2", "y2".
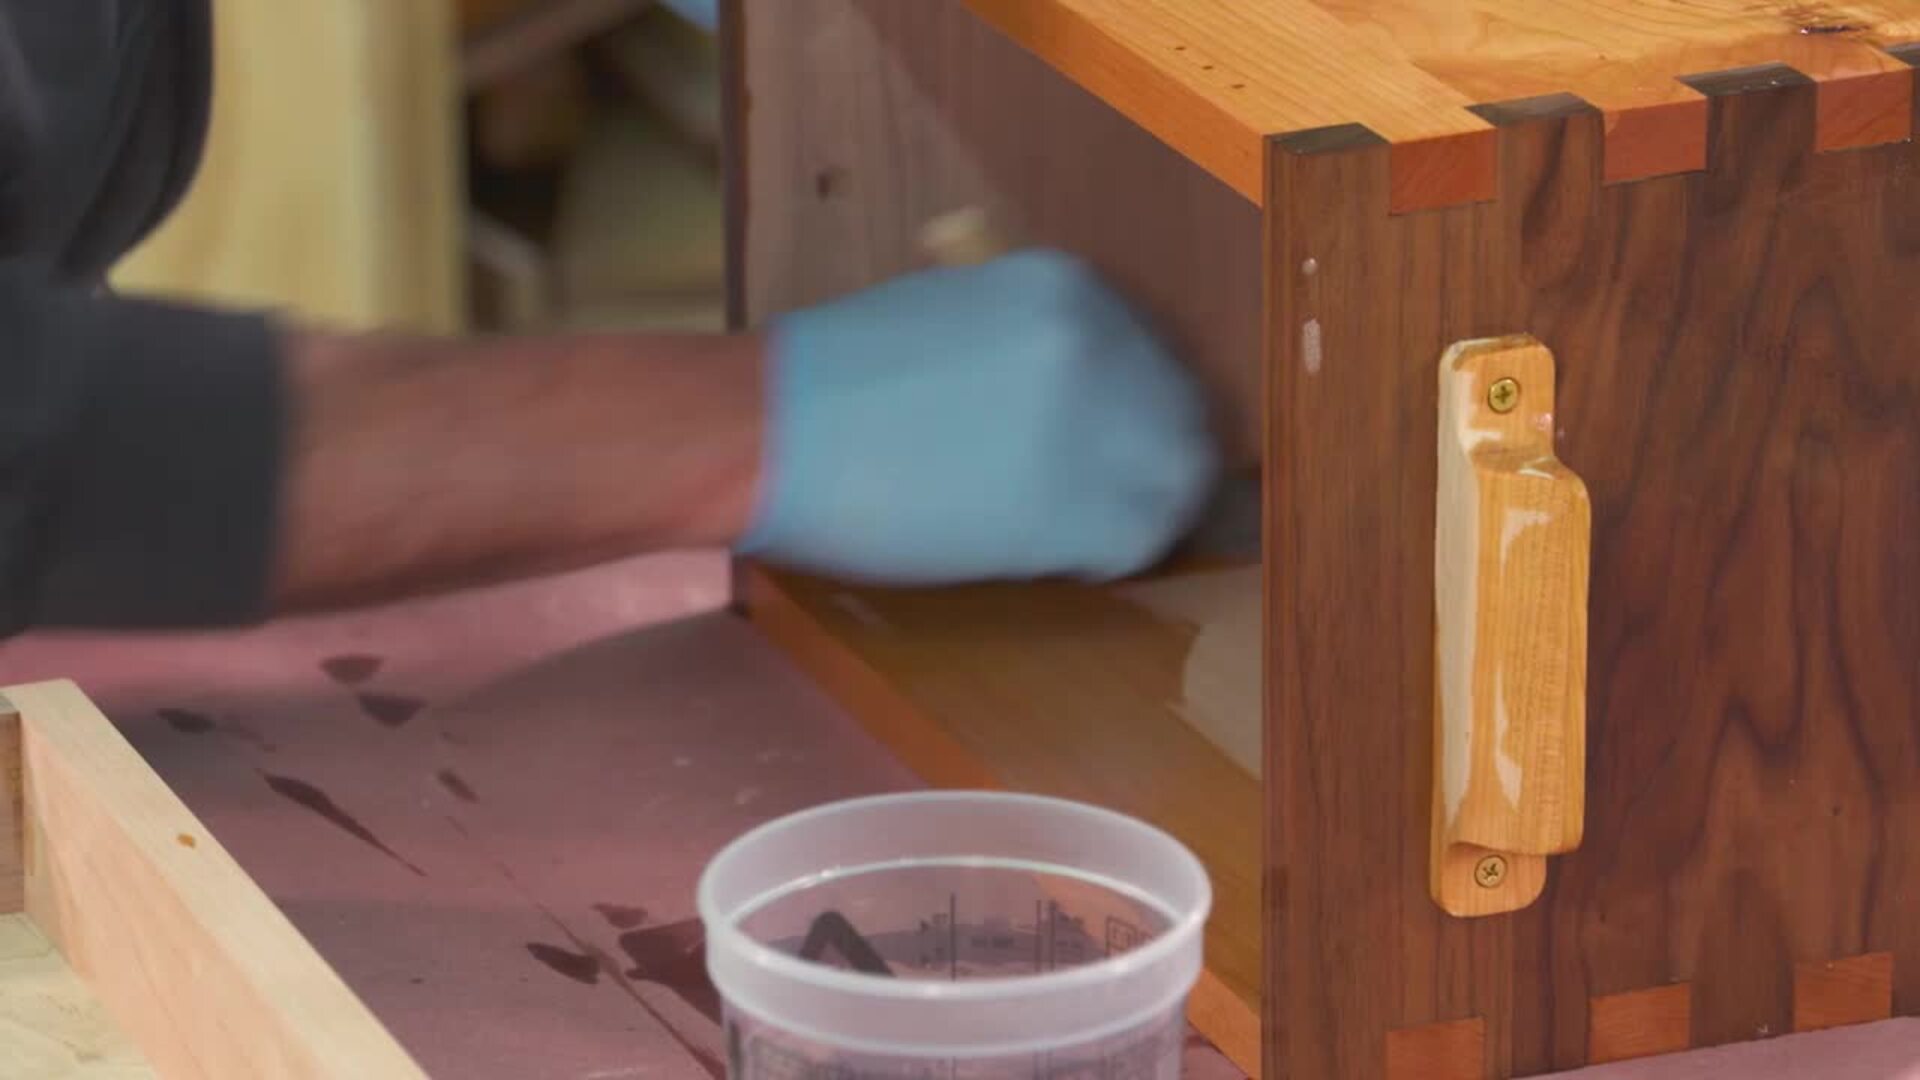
[
  {"x1": 967, "y1": 0, "x2": 1920, "y2": 202},
  {"x1": 0, "y1": 914, "x2": 154, "y2": 1080},
  {"x1": 741, "y1": 567, "x2": 1263, "y2": 1074},
  {"x1": 112, "y1": 0, "x2": 463, "y2": 333},
  {"x1": 4, "y1": 681, "x2": 426, "y2": 1079}
]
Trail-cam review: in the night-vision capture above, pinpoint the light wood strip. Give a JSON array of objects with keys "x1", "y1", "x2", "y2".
[{"x1": 8, "y1": 681, "x2": 426, "y2": 1079}]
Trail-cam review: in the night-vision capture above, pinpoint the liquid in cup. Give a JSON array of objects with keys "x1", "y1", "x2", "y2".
[{"x1": 698, "y1": 791, "x2": 1213, "y2": 1078}]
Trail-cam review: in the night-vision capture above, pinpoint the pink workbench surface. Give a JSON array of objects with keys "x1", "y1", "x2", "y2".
[
  {"x1": 1, "y1": 551, "x2": 1914, "y2": 1078},
  {"x1": 0, "y1": 552, "x2": 1240, "y2": 1078}
]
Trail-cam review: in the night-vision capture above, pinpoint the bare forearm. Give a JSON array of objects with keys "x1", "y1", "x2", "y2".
[{"x1": 273, "y1": 328, "x2": 763, "y2": 611}]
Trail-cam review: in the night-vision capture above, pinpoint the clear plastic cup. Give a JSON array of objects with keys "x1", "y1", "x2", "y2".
[{"x1": 697, "y1": 791, "x2": 1213, "y2": 1078}]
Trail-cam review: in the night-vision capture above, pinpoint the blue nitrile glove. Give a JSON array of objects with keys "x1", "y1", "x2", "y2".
[{"x1": 737, "y1": 249, "x2": 1219, "y2": 585}]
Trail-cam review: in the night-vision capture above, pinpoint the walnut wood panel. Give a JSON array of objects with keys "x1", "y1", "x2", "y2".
[
  {"x1": 736, "y1": 0, "x2": 1264, "y2": 461},
  {"x1": 1267, "y1": 66, "x2": 1920, "y2": 1079}
]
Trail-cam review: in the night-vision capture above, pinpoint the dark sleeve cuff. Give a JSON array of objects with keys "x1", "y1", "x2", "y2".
[{"x1": 28, "y1": 290, "x2": 284, "y2": 629}]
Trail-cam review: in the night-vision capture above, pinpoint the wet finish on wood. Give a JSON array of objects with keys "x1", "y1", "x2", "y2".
[
  {"x1": 1431, "y1": 337, "x2": 1590, "y2": 919},
  {"x1": 1267, "y1": 63, "x2": 1920, "y2": 1080},
  {"x1": 742, "y1": 566, "x2": 1263, "y2": 1072}
]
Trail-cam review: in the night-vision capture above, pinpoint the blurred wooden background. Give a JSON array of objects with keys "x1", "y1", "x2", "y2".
[{"x1": 112, "y1": 0, "x2": 723, "y2": 337}]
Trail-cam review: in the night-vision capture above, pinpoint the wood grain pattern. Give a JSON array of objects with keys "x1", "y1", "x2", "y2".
[
  {"x1": 1116, "y1": 565, "x2": 1263, "y2": 777},
  {"x1": 112, "y1": 0, "x2": 462, "y2": 334},
  {"x1": 1794, "y1": 953, "x2": 1894, "y2": 1033},
  {"x1": 1432, "y1": 336, "x2": 1590, "y2": 919},
  {"x1": 961, "y1": 1, "x2": 1920, "y2": 196},
  {"x1": 963, "y1": 0, "x2": 1492, "y2": 206},
  {"x1": 1268, "y1": 61, "x2": 1920, "y2": 1079},
  {"x1": 1320, "y1": 1, "x2": 1918, "y2": 179},
  {"x1": 739, "y1": 0, "x2": 1266, "y2": 461},
  {"x1": 740, "y1": 567, "x2": 1263, "y2": 1074},
  {"x1": 1588, "y1": 983, "x2": 1692, "y2": 1065},
  {"x1": 1383, "y1": 1017, "x2": 1485, "y2": 1080},
  {"x1": 9, "y1": 681, "x2": 427, "y2": 1078},
  {"x1": 0, "y1": 914, "x2": 155, "y2": 1079}
]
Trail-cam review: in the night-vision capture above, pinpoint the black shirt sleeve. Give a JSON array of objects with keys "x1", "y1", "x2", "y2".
[
  {"x1": 0, "y1": 0, "x2": 285, "y2": 634},
  {"x1": 1, "y1": 272, "x2": 283, "y2": 632}
]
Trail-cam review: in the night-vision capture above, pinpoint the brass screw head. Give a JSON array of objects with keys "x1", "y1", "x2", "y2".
[
  {"x1": 1474, "y1": 854, "x2": 1509, "y2": 889},
  {"x1": 1487, "y1": 377, "x2": 1521, "y2": 414}
]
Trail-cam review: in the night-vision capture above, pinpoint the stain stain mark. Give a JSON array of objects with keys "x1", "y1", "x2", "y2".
[
  {"x1": 618, "y1": 918, "x2": 725, "y2": 1024},
  {"x1": 436, "y1": 769, "x2": 479, "y2": 803},
  {"x1": 594, "y1": 903, "x2": 650, "y2": 930},
  {"x1": 563, "y1": 917, "x2": 725, "y2": 1078},
  {"x1": 320, "y1": 653, "x2": 385, "y2": 685},
  {"x1": 358, "y1": 692, "x2": 426, "y2": 728},
  {"x1": 464, "y1": 848, "x2": 723, "y2": 1078},
  {"x1": 260, "y1": 772, "x2": 427, "y2": 877},
  {"x1": 526, "y1": 942, "x2": 602, "y2": 985},
  {"x1": 409, "y1": 976, "x2": 426, "y2": 986},
  {"x1": 176, "y1": 833, "x2": 197, "y2": 848},
  {"x1": 159, "y1": 708, "x2": 214, "y2": 734},
  {"x1": 1799, "y1": 20, "x2": 1860, "y2": 33}
]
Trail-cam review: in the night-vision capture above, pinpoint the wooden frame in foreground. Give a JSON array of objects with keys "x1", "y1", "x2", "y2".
[{"x1": 0, "y1": 680, "x2": 423, "y2": 1079}]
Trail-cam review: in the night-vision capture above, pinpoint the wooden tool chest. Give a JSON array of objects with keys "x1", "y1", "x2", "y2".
[{"x1": 726, "y1": 3, "x2": 1920, "y2": 1078}]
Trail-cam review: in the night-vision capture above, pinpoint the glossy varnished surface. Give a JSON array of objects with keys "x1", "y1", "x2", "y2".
[{"x1": 743, "y1": 564, "x2": 1266, "y2": 1071}]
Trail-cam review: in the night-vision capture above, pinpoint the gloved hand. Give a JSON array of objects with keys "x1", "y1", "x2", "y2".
[{"x1": 737, "y1": 249, "x2": 1219, "y2": 585}]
